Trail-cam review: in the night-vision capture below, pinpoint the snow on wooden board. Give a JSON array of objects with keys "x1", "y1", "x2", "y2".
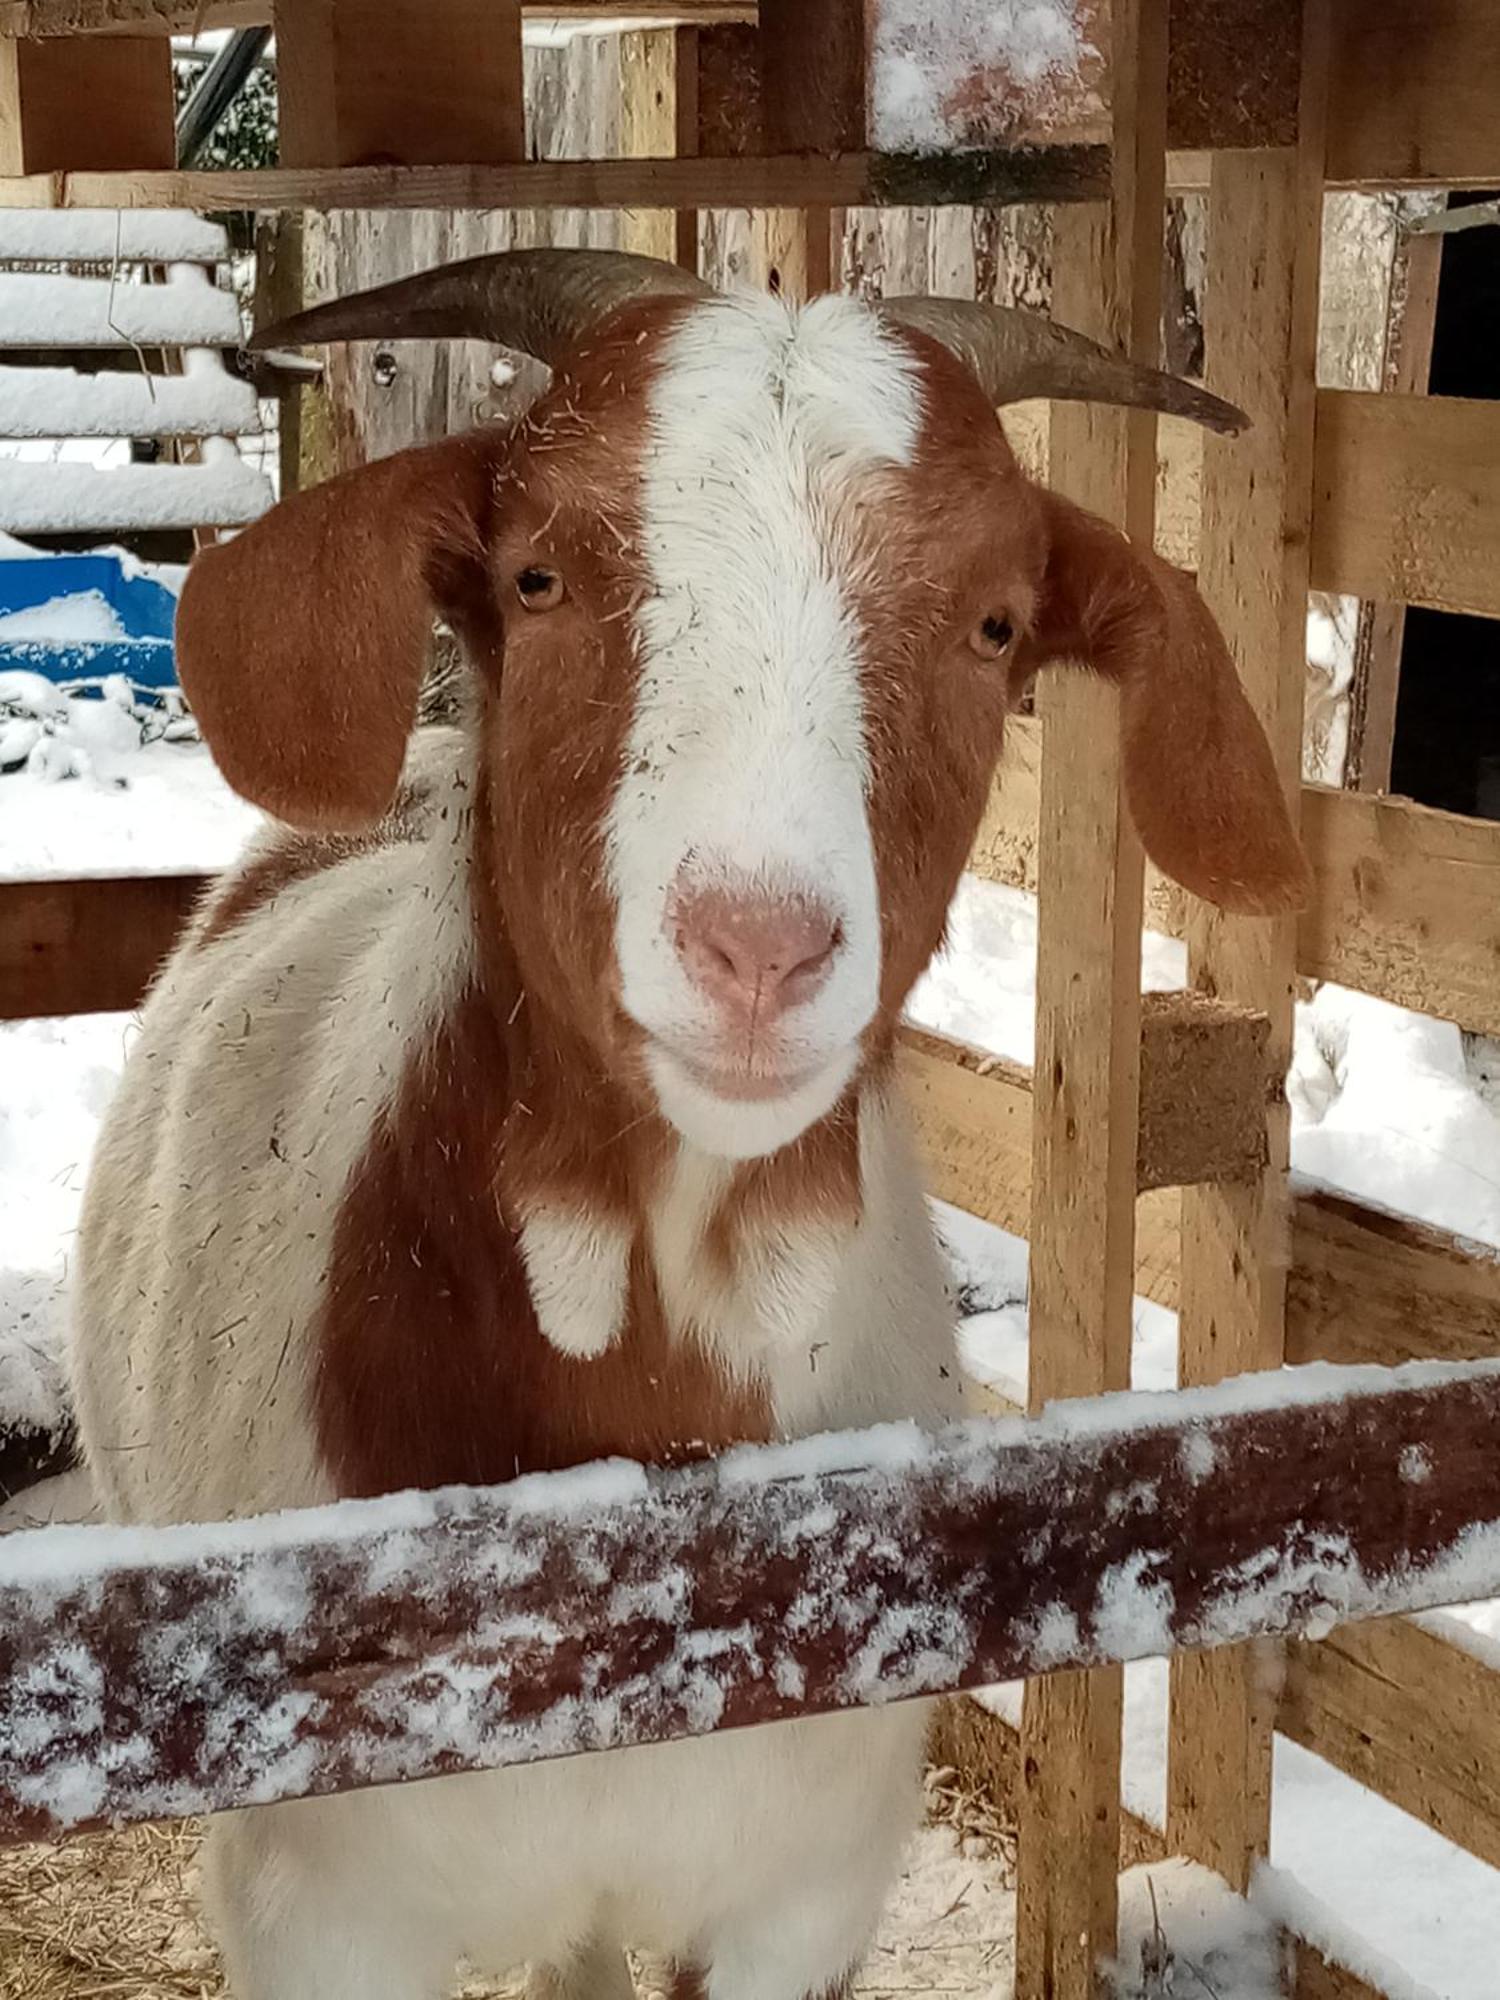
[
  {"x1": 0, "y1": 210, "x2": 228, "y2": 264},
  {"x1": 868, "y1": 0, "x2": 1107, "y2": 153},
  {"x1": 0, "y1": 273, "x2": 241, "y2": 349},
  {"x1": 0, "y1": 457, "x2": 270, "y2": 532},
  {"x1": 3, "y1": 1360, "x2": 1500, "y2": 1846},
  {"x1": 0, "y1": 365, "x2": 259, "y2": 439}
]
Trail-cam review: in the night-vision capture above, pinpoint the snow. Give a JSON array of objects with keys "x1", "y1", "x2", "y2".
[
  {"x1": 0, "y1": 211, "x2": 228, "y2": 265},
  {"x1": 870, "y1": 0, "x2": 1097, "y2": 153},
  {"x1": 0, "y1": 364, "x2": 260, "y2": 440},
  {"x1": 0, "y1": 272, "x2": 242, "y2": 350},
  {"x1": 0, "y1": 588, "x2": 125, "y2": 643},
  {"x1": 0, "y1": 454, "x2": 272, "y2": 533},
  {"x1": 1111, "y1": 1858, "x2": 1287, "y2": 1999}
]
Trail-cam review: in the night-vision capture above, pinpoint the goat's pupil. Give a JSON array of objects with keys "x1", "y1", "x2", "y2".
[
  {"x1": 518, "y1": 567, "x2": 553, "y2": 597},
  {"x1": 983, "y1": 616, "x2": 1013, "y2": 650}
]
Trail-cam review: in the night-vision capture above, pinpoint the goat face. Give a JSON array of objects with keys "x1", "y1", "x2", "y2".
[
  {"x1": 478, "y1": 293, "x2": 1026, "y2": 1159},
  {"x1": 177, "y1": 292, "x2": 1309, "y2": 1162}
]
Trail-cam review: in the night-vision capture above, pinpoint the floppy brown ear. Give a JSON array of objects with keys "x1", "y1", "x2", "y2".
[
  {"x1": 175, "y1": 432, "x2": 501, "y2": 831},
  {"x1": 1023, "y1": 491, "x2": 1312, "y2": 915}
]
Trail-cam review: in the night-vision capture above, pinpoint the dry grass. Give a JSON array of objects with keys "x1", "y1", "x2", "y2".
[
  {"x1": 0, "y1": 1766, "x2": 1018, "y2": 2000},
  {"x1": 0, "y1": 1820, "x2": 220, "y2": 2000}
]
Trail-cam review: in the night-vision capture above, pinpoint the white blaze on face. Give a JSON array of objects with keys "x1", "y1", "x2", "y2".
[{"x1": 607, "y1": 292, "x2": 924, "y2": 1160}]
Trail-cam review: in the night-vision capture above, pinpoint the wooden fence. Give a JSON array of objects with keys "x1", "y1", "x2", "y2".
[{"x1": 1, "y1": 4, "x2": 1500, "y2": 1999}]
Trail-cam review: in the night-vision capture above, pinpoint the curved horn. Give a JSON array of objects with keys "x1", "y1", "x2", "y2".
[
  {"x1": 879, "y1": 297, "x2": 1248, "y2": 437},
  {"x1": 248, "y1": 247, "x2": 712, "y2": 365}
]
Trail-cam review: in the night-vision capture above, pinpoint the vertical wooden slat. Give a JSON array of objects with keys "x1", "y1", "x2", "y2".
[
  {"x1": 672, "y1": 25, "x2": 701, "y2": 273},
  {"x1": 619, "y1": 28, "x2": 679, "y2": 267},
  {"x1": 749, "y1": 0, "x2": 864, "y2": 302},
  {"x1": 1346, "y1": 220, "x2": 1443, "y2": 792},
  {"x1": 1013, "y1": 4, "x2": 1167, "y2": 1995},
  {"x1": 276, "y1": 0, "x2": 524, "y2": 169},
  {"x1": 0, "y1": 36, "x2": 173, "y2": 175},
  {"x1": 1165, "y1": 0, "x2": 1331, "y2": 1893}
]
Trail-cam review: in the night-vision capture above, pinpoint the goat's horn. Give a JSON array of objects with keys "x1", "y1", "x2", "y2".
[
  {"x1": 878, "y1": 297, "x2": 1248, "y2": 437},
  {"x1": 248, "y1": 247, "x2": 712, "y2": 362}
]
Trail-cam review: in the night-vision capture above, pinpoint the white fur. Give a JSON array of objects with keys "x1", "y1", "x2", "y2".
[
  {"x1": 608, "y1": 293, "x2": 924, "y2": 1161},
  {"x1": 518, "y1": 1206, "x2": 631, "y2": 1358},
  {"x1": 70, "y1": 299, "x2": 967, "y2": 2000}
]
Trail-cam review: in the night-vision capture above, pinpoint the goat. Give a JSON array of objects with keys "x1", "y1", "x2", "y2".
[{"x1": 70, "y1": 250, "x2": 1308, "y2": 2000}]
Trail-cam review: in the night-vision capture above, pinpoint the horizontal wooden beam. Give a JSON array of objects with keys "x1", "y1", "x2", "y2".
[
  {"x1": 1310, "y1": 391, "x2": 1500, "y2": 619},
  {"x1": 4, "y1": 1360, "x2": 1499, "y2": 1845},
  {"x1": 0, "y1": 0, "x2": 752, "y2": 30},
  {"x1": 0, "y1": 872, "x2": 203, "y2": 1019},
  {"x1": 1288, "y1": 1186, "x2": 1500, "y2": 1369},
  {"x1": 902, "y1": 995, "x2": 1269, "y2": 1198},
  {"x1": 1280, "y1": 1615, "x2": 1500, "y2": 1872},
  {"x1": 974, "y1": 717, "x2": 1500, "y2": 1040},
  {"x1": 0, "y1": 146, "x2": 1112, "y2": 214}
]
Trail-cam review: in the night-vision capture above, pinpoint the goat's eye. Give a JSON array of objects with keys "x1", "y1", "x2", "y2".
[
  {"x1": 969, "y1": 614, "x2": 1015, "y2": 661},
  {"x1": 516, "y1": 566, "x2": 565, "y2": 612}
]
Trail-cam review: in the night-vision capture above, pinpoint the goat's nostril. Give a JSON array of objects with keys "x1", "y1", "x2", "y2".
[{"x1": 673, "y1": 889, "x2": 841, "y2": 1017}]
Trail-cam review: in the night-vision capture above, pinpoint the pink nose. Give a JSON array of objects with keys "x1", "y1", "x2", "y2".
[{"x1": 672, "y1": 887, "x2": 840, "y2": 1026}]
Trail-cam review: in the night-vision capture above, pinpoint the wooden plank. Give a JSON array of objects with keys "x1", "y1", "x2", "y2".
[
  {"x1": 1287, "y1": 1188, "x2": 1500, "y2": 1369},
  {"x1": 1298, "y1": 785, "x2": 1500, "y2": 1039},
  {"x1": 1327, "y1": 0, "x2": 1500, "y2": 190},
  {"x1": 671, "y1": 25, "x2": 701, "y2": 269},
  {"x1": 0, "y1": 0, "x2": 750, "y2": 28},
  {"x1": 1311, "y1": 389, "x2": 1500, "y2": 620},
  {"x1": 1280, "y1": 1616, "x2": 1500, "y2": 1872},
  {"x1": 0, "y1": 271, "x2": 242, "y2": 348},
  {"x1": 0, "y1": 208, "x2": 226, "y2": 259},
  {"x1": 1015, "y1": 0, "x2": 1165, "y2": 1988},
  {"x1": 1168, "y1": 0, "x2": 1330, "y2": 1894},
  {"x1": 276, "y1": 0, "x2": 525, "y2": 170},
  {"x1": 0, "y1": 33, "x2": 171, "y2": 173},
  {"x1": 1345, "y1": 222, "x2": 1443, "y2": 795},
  {"x1": 974, "y1": 733, "x2": 1500, "y2": 1039},
  {"x1": 6, "y1": 1360, "x2": 1500, "y2": 1846},
  {"x1": 0, "y1": 147, "x2": 1113, "y2": 214},
  {"x1": 619, "y1": 27, "x2": 679, "y2": 266},
  {"x1": 903, "y1": 999, "x2": 1268, "y2": 1200},
  {"x1": 0, "y1": 873, "x2": 203, "y2": 1019}
]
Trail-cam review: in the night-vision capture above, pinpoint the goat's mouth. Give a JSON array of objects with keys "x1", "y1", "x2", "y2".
[
  {"x1": 672, "y1": 1048, "x2": 825, "y2": 1104},
  {"x1": 642, "y1": 1033, "x2": 861, "y2": 1159}
]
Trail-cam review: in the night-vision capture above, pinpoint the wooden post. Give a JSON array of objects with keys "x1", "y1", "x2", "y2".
[
  {"x1": 749, "y1": 0, "x2": 864, "y2": 301},
  {"x1": 276, "y1": 0, "x2": 524, "y2": 169},
  {"x1": 672, "y1": 26, "x2": 701, "y2": 273},
  {"x1": 1013, "y1": 4, "x2": 1167, "y2": 1995},
  {"x1": 1165, "y1": 0, "x2": 1331, "y2": 1893},
  {"x1": 619, "y1": 29, "x2": 680, "y2": 268},
  {"x1": 0, "y1": 36, "x2": 172, "y2": 174},
  {"x1": 1346, "y1": 220, "x2": 1443, "y2": 792}
]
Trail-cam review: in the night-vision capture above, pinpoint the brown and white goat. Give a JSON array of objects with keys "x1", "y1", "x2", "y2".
[{"x1": 71, "y1": 252, "x2": 1307, "y2": 2000}]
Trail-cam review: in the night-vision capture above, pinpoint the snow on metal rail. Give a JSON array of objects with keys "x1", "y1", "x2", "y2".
[{"x1": 3, "y1": 1360, "x2": 1500, "y2": 1847}]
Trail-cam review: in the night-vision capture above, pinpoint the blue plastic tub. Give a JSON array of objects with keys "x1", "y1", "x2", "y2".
[{"x1": 0, "y1": 551, "x2": 178, "y2": 692}]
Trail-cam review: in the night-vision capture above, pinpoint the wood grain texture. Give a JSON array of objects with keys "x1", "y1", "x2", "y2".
[
  {"x1": 0, "y1": 873, "x2": 204, "y2": 1020},
  {"x1": 6, "y1": 1363, "x2": 1500, "y2": 1848},
  {"x1": 0, "y1": 33, "x2": 171, "y2": 174},
  {"x1": 1326, "y1": 0, "x2": 1500, "y2": 189},
  {"x1": 1287, "y1": 1188, "x2": 1500, "y2": 1368},
  {"x1": 1015, "y1": 3, "x2": 1166, "y2": 1989},
  {"x1": 0, "y1": 147, "x2": 1113, "y2": 213},
  {"x1": 276, "y1": 0, "x2": 525, "y2": 170},
  {"x1": 1280, "y1": 1616, "x2": 1500, "y2": 1871},
  {"x1": 1311, "y1": 389, "x2": 1500, "y2": 619},
  {"x1": 1168, "y1": 0, "x2": 1331, "y2": 1892},
  {"x1": 1298, "y1": 785, "x2": 1500, "y2": 1039},
  {"x1": 618, "y1": 27, "x2": 679, "y2": 266}
]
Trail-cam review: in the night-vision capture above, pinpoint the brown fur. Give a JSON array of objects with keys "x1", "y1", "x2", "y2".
[
  {"x1": 174, "y1": 298, "x2": 1310, "y2": 1504},
  {"x1": 314, "y1": 986, "x2": 771, "y2": 1494}
]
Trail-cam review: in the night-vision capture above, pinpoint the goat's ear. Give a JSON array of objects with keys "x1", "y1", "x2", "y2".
[
  {"x1": 1022, "y1": 489, "x2": 1312, "y2": 915},
  {"x1": 175, "y1": 432, "x2": 501, "y2": 832}
]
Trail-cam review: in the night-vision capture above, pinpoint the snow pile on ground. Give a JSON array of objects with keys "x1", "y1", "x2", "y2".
[{"x1": 1110, "y1": 1858, "x2": 1286, "y2": 1999}]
